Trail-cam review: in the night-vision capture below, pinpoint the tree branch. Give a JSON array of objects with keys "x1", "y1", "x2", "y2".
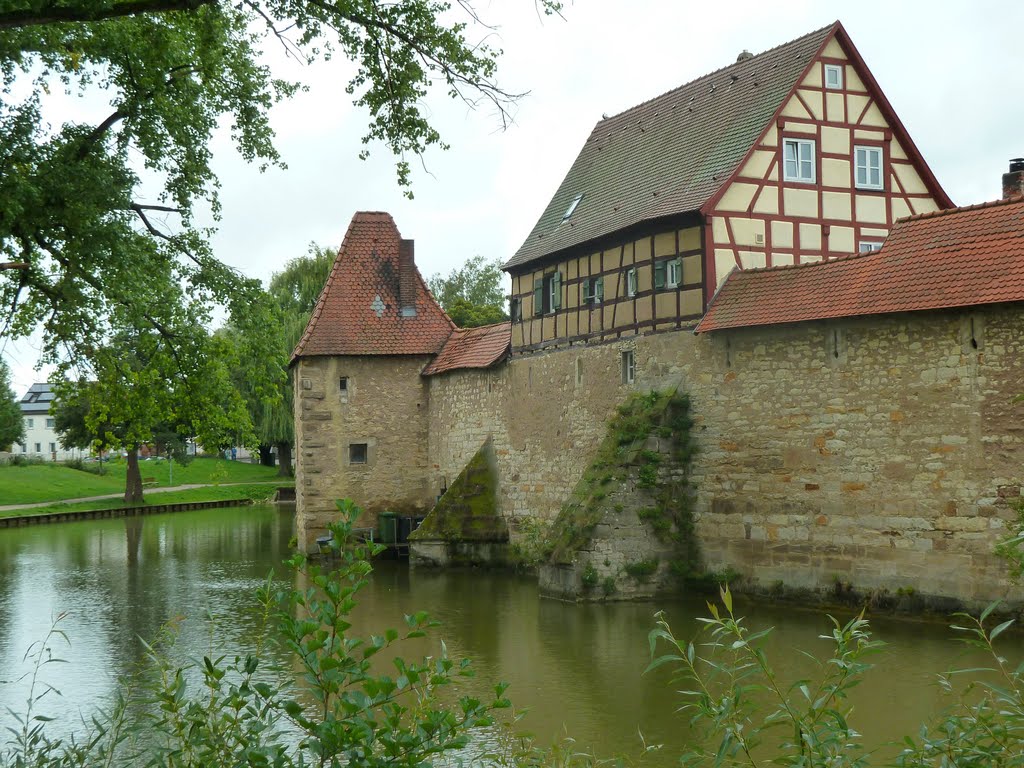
[
  {"x1": 0, "y1": 262, "x2": 29, "y2": 271},
  {"x1": 0, "y1": 0, "x2": 216, "y2": 31}
]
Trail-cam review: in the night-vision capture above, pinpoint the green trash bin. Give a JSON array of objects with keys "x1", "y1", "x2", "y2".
[{"x1": 378, "y1": 512, "x2": 397, "y2": 545}]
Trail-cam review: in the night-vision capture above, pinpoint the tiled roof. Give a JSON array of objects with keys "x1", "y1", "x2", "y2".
[
  {"x1": 291, "y1": 212, "x2": 455, "y2": 359},
  {"x1": 505, "y1": 24, "x2": 836, "y2": 270},
  {"x1": 695, "y1": 197, "x2": 1024, "y2": 332},
  {"x1": 422, "y1": 322, "x2": 511, "y2": 376}
]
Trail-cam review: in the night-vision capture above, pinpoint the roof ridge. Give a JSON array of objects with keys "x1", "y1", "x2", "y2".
[
  {"x1": 596, "y1": 22, "x2": 837, "y2": 127},
  {"x1": 895, "y1": 195, "x2": 1024, "y2": 224}
]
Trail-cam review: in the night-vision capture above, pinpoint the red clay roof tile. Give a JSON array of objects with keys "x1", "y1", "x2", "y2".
[
  {"x1": 422, "y1": 322, "x2": 511, "y2": 376},
  {"x1": 291, "y1": 212, "x2": 455, "y2": 360},
  {"x1": 695, "y1": 196, "x2": 1024, "y2": 332}
]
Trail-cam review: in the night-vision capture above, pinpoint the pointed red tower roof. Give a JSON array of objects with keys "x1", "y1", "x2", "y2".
[{"x1": 291, "y1": 212, "x2": 455, "y2": 360}]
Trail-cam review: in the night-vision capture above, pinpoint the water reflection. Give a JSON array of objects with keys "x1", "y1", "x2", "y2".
[{"x1": 0, "y1": 507, "x2": 1018, "y2": 764}]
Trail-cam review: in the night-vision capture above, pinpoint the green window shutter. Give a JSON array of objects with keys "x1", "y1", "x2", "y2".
[
  {"x1": 673, "y1": 257, "x2": 682, "y2": 286},
  {"x1": 552, "y1": 271, "x2": 562, "y2": 309},
  {"x1": 581, "y1": 277, "x2": 591, "y2": 304},
  {"x1": 534, "y1": 277, "x2": 544, "y2": 316},
  {"x1": 595, "y1": 277, "x2": 604, "y2": 303},
  {"x1": 654, "y1": 260, "x2": 666, "y2": 290}
]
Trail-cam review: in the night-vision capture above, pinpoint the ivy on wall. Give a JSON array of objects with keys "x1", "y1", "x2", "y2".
[{"x1": 543, "y1": 389, "x2": 698, "y2": 574}]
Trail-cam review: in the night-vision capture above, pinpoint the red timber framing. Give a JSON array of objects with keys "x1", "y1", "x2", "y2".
[{"x1": 699, "y1": 22, "x2": 953, "y2": 302}]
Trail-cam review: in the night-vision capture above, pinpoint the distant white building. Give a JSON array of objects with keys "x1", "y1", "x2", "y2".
[{"x1": 12, "y1": 383, "x2": 76, "y2": 461}]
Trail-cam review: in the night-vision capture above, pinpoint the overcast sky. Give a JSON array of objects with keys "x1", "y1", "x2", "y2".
[{"x1": 4, "y1": 0, "x2": 1023, "y2": 394}]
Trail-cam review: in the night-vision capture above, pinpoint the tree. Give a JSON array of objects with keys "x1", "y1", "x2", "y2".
[
  {"x1": 0, "y1": 359, "x2": 24, "y2": 450},
  {"x1": 56, "y1": 319, "x2": 254, "y2": 503},
  {"x1": 428, "y1": 255, "x2": 509, "y2": 328},
  {"x1": 0, "y1": 0, "x2": 560, "y2": 378},
  {"x1": 228, "y1": 244, "x2": 335, "y2": 476}
]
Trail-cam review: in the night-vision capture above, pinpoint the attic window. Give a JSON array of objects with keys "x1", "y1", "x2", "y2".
[
  {"x1": 562, "y1": 193, "x2": 583, "y2": 221},
  {"x1": 824, "y1": 64, "x2": 843, "y2": 90}
]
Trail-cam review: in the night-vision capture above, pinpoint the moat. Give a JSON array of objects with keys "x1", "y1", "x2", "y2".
[{"x1": 0, "y1": 504, "x2": 1015, "y2": 762}]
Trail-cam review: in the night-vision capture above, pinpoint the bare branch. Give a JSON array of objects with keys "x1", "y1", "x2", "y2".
[
  {"x1": 242, "y1": 0, "x2": 304, "y2": 61},
  {"x1": 0, "y1": 0, "x2": 216, "y2": 31},
  {"x1": 131, "y1": 203, "x2": 182, "y2": 214},
  {"x1": 0, "y1": 262, "x2": 29, "y2": 271}
]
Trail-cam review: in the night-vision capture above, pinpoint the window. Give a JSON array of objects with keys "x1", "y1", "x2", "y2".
[
  {"x1": 339, "y1": 377, "x2": 350, "y2": 401},
  {"x1": 783, "y1": 138, "x2": 815, "y2": 183},
  {"x1": 654, "y1": 258, "x2": 682, "y2": 290},
  {"x1": 824, "y1": 64, "x2": 843, "y2": 90},
  {"x1": 26, "y1": 418, "x2": 33, "y2": 429},
  {"x1": 46, "y1": 418, "x2": 54, "y2": 428},
  {"x1": 625, "y1": 268, "x2": 637, "y2": 297},
  {"x1": 349, "y1": 443, "x2": 368, "y2": 464},
  {"x1": 854, "y1": 145, "x2": 883, "y2": 190},
  {"x1": 20, "y1": 444, "x2": 26, "y2": 453},
  {"x1": 510, "y1": 297, "x2": 522, "y2": 322},
  {"x1": 581, "y1": 276, "x2": 604, "y2": 305},
  {"x1": 562, "y1": 193, "x2": 583, "y2": 221},
  {"x1": 533, "y1": 272, "x2": 562, "y2": 315},
  {"x1": 621, "y1": 351, "x2": 635, "y2": 385},
  {"x1": 858, "y1": 241, "x2": 883, "y2": 254},
  {"x1": 49, "y1": 442, "x2": 56, "y2": 453},
  {"x1": 34, "y1": 443, "x2": 41, "y2": 452}
]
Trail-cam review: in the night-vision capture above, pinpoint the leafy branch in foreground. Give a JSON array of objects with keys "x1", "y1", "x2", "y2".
[
  {"x1": 649, "y1": 585, "x2": 1024, "y2": 768},
  {"x1": 648, "y1": 585, "x2": 883, "y2": 768}
]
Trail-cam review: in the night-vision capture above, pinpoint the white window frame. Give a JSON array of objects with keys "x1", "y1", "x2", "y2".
[
  {"x1": 26, "y1": 418, "x2": 34, "y2": 429},
  {"x1": 783, "y1": 138, "x2": 816, "y2": 184},
  {"x1": 621, "y1": 350, "x2": 635, "y2": 385},
  {"x1": 824, "y1": 64, "x2": 843, "y2": 90},
  {"x1": 858, "y1": 241, "x2": 883, "y2": 254},
  {"x1": 625, "y1": 267, "x2": 637, "y2": 297},
  {"x1": 46, "y1": 418, "x2": 55, "y2": 428},
  {"x1": 666, "y1": 259, "x2": 682, "y2": 289},
  {"x1": 854, "y1": 145, "x2": 884, "y2": 190}
]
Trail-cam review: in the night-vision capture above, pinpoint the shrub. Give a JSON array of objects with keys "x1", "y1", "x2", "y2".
[
  {"x1": 581, "y1": 563, "x2": 598, "y2": 588},
  {"x1": 623, "y1": 558, "x2": 658, "y2": 582},
  {"x1": 649, "y1": 587, "x2": 1024, "y2": 767}
]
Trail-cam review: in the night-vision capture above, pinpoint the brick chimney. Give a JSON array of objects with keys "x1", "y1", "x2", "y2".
[
  {"x1": 398, "y1": 239, "x2": 418, "y2": 316},
  {"x1": 1003, "y1": 158, "x2": 1024, "y2": 199}
]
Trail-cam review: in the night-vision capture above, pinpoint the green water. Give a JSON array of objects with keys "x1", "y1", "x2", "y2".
[{"x1": 0, "y1": 504, "x2": 1014, "y2": 761}]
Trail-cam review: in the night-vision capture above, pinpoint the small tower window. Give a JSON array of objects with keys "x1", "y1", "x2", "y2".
[{"x1": 349, "y1": 443, "x2": 368, "y2": 464}]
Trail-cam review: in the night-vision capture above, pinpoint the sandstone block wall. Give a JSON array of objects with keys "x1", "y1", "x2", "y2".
[
  {"x1": 294, "y1": 354, "x2": 435, "y2": 550},
  {"x1": 425, "y1": 305, "x2": 1023, "y2": 605}
]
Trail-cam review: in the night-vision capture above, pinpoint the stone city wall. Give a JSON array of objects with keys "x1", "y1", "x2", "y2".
[{"x1": 423, "y1": 304, "x2": 1024, "y2": 605}]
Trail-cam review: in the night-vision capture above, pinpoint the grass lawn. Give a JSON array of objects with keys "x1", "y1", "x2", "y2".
[
  {"x1": 0, "y1": 457, "x2": 287, "y2": 505},
  {"x1": 0, "y1": 482, "x2": 291, "y2": 519}
]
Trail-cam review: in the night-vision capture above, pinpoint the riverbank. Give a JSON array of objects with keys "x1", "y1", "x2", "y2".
[
  {"x1": 0, "y1": 457, "x2": 285, "y2": 505},
  {"x1": 0, "y1": 482, "x2": 292, "y2": 526}
]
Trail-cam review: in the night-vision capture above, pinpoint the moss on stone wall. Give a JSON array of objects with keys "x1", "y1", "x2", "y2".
[
  {"x1": 411, "y1": 438, "x2": 508, "y2": 543},
  {"x1": 545, "y1": 390, "x2": 696, "y2": 568}
]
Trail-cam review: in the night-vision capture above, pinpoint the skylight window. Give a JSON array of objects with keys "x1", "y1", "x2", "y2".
[{"x1": 562, "y1": 193, "x2": 583, "y2": 221}]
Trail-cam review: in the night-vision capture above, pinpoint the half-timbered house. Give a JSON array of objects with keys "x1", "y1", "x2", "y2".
[{"x1": 504, "y1": 21, "x2": 952, "y2": 356}]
